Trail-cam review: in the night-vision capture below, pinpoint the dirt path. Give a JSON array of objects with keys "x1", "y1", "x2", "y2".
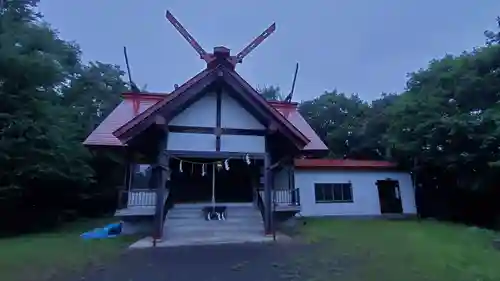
[{"x1": 70, "y1": 242, "x2": 317, "y2": 281}]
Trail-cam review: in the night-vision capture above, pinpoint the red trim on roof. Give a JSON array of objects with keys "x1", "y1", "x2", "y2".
[
  {"x1": 267, "y1": 101, "x2": 299, "y2": 108},
  {"x1": 112, "y1": 68, "x2": 213, "y2": 139},
  {"x1": 82, "y1": 72, "x2": 328, "y2": 151},
  {"x1": 294, "y1": 159, "x2": 398, "y2": 170},
  {"x1": 122, "y1": 92, "x2": 168, "y2": 100},
  {"x1": 113, "y1": 66, "x2": 310, "y2": 148},
  {"x1": 223, "y1": 69, "x2": 309, "y2": 145}
]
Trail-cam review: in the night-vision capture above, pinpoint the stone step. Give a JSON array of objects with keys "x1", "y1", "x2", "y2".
[
  {"x1": 167, "y1": 219, "x2": 262, "y2": 225},
  {"x1": 168, "y1": 214, "x2": 261, "y2": 220},
  {"x1": 167, "y1": 217, "x2": 262, "y2": 222},
  {"x1": 172, "y1": 203, "x2": 254, "y2": 209},
  {"x1": 167, "y1": 219, "x2": 263, "y2": 225},
  {"x1": 166, "y1": 224, "x2": 264, "y2": 232},
  {"x1": 168, "y1": 209, "x2": 260, "y2": 214},
  {"x1": 167, "y1": 224, "x2": 263, "y2": 229},
  {"x1": 168, "y1": 209, "x2": 259, "y2": 215},
  {"x1": 164, "y1": 204, "x2": 264, "y2": 237},
  {"x1": 168, "y1": 207, "x2": 260, "y2": 215}
]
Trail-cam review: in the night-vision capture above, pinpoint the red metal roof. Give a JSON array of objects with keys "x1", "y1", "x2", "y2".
[
  {"x1": 112, "y1": 68, "x2": 213, "y2": 140},
  {"x1": 269, "y1": 101, "x2": 328, "y2": 151},
  {"x1": 294, "y1": 159, "x2": 398, "y2": 170},
  {"x1": 84, "y1": 91, "x2": 328, "y2": 152},
  {"x1": 83, "y1": 93, "x2": 166, "y2": 146},
  {"x1": 223, "y1": 69, "x2": 310, "y2": 146}
]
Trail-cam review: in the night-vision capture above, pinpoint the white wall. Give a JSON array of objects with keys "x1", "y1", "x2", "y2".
[
  {"x1": 169, "y1": 92, "x2": 217, "y2": 127},
  {"x1": 220, "y1": 91, "x2": 265, "y2": 129},
  {"x1": 295, "y1": 169, "x2": 417, "y2": 217},
  {"x1": 167, "y1": 133, "x2": 216, "y2": 151},
  {"x1": 166, "y1": 91, "x2": 267, "y2": 153},
  {"x1": 220, "y1": 135, "x2": 265, "y2": 153}
]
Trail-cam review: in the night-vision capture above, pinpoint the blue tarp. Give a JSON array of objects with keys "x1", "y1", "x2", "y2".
[{"x1": 80, "y1": 222, "x2": 122, "y2": 240}]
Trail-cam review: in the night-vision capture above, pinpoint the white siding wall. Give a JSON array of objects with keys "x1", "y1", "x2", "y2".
[
  {"x1": 220, "y1": 92, "x2": 265, "y2": 129},
  {"x1": 295, "y1": 170, "x2": 417, "y2": 217},
  {"x1": 168, "y1": 92, "x2": 217, "y2": 127},
  {"x1": 219, "y1": 135, "x2": 265, "y2": 153},
  {"x1": 167, "y1": 133, "x2": 216, "y2": 151}
]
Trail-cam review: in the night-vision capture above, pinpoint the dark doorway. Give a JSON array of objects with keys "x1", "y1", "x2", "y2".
[
  {"x1": 214, "y1": 160, "x2": 257, "y2": 202},
  {"x1": 169, "y1": 159, "x2": 212, "y2": 203},
  {"x1": 376, "y1": 179, "x2": 403, "y2": 214},
  {"x1": 169, "y1": 158, "x2": 258, "y2": 203}
]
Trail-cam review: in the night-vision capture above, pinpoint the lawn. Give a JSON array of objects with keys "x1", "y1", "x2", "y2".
[
  {"x1": 0, "y1": 218, "x2": 138, "y2": 281},
  {"x1": 295, "y1": 219, "x2": 500, "y2": 281}
]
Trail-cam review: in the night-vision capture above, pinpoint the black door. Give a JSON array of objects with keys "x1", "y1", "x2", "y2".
[{"x1": 376, "y1": 180, "x2": 403, "y2": 214}]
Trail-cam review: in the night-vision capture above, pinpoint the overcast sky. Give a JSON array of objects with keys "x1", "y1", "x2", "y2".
[{"x1": 39, "y1": 1, "x2": 500, "y2": 101}]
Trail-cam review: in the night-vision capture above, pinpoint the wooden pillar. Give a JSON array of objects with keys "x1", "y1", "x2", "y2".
[
  {"x1": 154, "y1": 152, "x2": 169, "y2": 240},
  {"x1": 153, "y1": 128, "x2": 169, "y2": 241},
  {"x1": 288, "y1": 162, "x2": 297, "y2": 204},
  {"x1": 124, "y1": 163, "x2": 131, "y2": 191},
  {"x1": 118, "y1": 151, "x2": 132, "y2": 209},
  {"x1": 264, "y1": 153, "x2": 272, "y2": 234},
  {"x1": 215, "y1": 87, "x2": 222, "y2": 151}
]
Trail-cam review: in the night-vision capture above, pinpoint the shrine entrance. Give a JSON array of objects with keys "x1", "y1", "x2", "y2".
[{"x1": 168, "y1": 157, "x2": 260, "y2": 204}]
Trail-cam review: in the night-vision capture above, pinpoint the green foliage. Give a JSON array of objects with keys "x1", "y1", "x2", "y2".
[
  {"x1": 298, "y1": 219, "x2": 500, "y2": 281},
  {"x1": 257, "y1": 85, "x2": 284, "y2": 101},
  {"x1": 2, "y1": 0, "x2": 500, "y2": 233},
  {"x1": 0, "y1": 1, "x2": 127, "y2": 235},
  {"x1": 299, "y1": 21, "x2": 500, "y2": 192},
  {"x1": 299, "y1": 91, "x2": 396, "y2": 159},
  {"x1": 297, "y1": 17, "x2": 500, "y2": 225}
]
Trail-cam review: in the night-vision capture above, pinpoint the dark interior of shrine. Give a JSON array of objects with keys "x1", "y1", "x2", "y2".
[{"x1": 168, "y1": 157, "x2": 261, "y2": 203}]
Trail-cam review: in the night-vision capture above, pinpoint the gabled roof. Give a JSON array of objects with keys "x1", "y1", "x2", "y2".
[
  {"x1": 112, "y1": 67, "x2": 214, "y2": 141},
  {"x1": 111, "y1": 64, "x2": 310, "y2": 148},
  {"x1": 83, "y1": 65, "x2": 328, "y2": 152},
  {"x1": 83, "y1": 93, "x2": 165, "y2": 146}
]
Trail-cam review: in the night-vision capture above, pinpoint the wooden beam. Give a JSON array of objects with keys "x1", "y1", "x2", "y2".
[
  {"x1": 169, "y1": 126, "x2": 214, "y2": 134},
  {"x1": 215, "y1": 87, "x2": 222, "y2": 151},
  {"x1": 167, "y1": 150, "x2": 266, "y2": 159},
  {"x1": 269, "y1": 161, "x2": 281, "y2": 171},
  {"x1": 168, "y1": 125, "x2": 267, "y2": 136},
  {"x1": 269, "y1": 156, "x2": 292, "y2": 171}
]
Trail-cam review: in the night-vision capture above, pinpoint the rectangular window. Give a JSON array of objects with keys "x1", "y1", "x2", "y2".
[
  {"x1": 130, "y1": 164, "x2": 154, "y2": 189},
  {"x1": 314, "y1": 183, "x2": 353, "y2": 203}
]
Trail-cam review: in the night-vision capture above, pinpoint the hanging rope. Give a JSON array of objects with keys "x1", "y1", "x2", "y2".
[{"x1": 168, "y1": 155, "x2": 241, "y2": 165}]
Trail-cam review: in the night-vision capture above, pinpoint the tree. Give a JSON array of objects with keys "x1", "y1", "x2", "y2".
[
  {"x1": 257, "y1": 85, "x2": 284, "y2": 101},
  {"x1": 299, "y1": 90, "x2": 373, "y2": 158},
  {"x1": 0, "y1": 0, "x2": 128, "y2": 234},
  {"x1": 296, "y1": 17, "x2": 500, "y2": 226},
  {"x1": 485, "y1": 16, "x2": 500, "y2": 45}
]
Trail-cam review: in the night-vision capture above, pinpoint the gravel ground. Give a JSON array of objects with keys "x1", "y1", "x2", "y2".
[{"x1": 65, "y1": 242, "x2": 320, "y2": 281}]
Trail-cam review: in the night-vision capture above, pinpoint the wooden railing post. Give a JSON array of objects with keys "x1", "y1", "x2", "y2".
[{"x1": 264, "y1": 153, "x2": 272, "y2": 234}]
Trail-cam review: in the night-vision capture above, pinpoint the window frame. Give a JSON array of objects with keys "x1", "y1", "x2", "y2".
[
  {"x1": 129, "y1": 164, "x2": 154, "y2": 190},
  {"x1": 314, "y1": 182, "x2": 354, "y2": 203}
]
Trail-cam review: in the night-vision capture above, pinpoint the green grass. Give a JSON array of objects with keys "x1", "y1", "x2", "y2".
[
  {"x1": 296, "y1": 219, "x2": 500, "y2": 281},
  {"x1": 0, "y1": 218, "x2": 138, "y2": 281}
]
